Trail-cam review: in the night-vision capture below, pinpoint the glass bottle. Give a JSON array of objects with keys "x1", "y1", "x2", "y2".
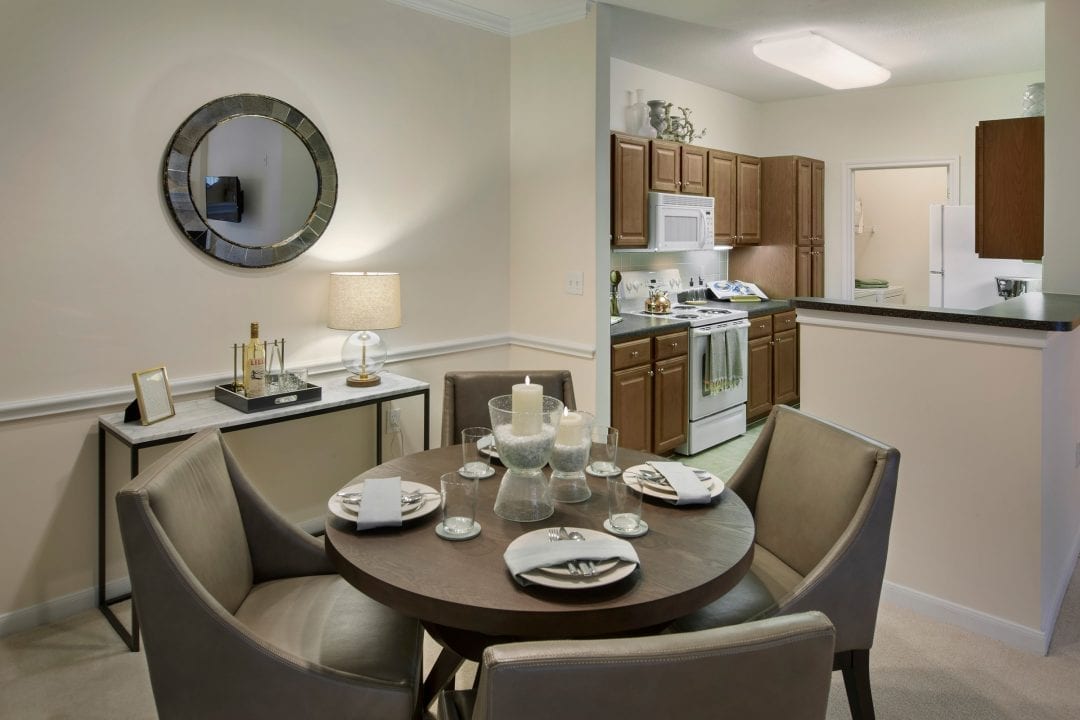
[{"x1": 243, "y1": 322, "x2": 266, "y2": 398}]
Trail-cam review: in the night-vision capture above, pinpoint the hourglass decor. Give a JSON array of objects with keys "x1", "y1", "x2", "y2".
[
  {"x1": 488, "y1": 379, "x2": 564, "y2": 522},
  {"x1": 548, "y1": 409, "x2": 594, "y2": 503}
]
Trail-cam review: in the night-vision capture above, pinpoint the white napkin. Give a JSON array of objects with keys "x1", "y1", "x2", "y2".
[
  {"x1": 354, "y1": 477, "x2": 403, "y2": 530},
  {"x1": 504, "y1": 536, "x2": 639, "y2": 586},
  {"x1": 648, "y1": 461, "x2": 711, "y2": 505}
]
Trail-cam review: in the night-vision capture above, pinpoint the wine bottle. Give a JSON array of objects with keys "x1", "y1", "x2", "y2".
[{"x1": 243, "y1": 322, "x2": 266, "y2": 398}]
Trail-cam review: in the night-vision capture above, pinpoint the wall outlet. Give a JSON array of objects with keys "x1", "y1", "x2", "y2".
[
  {"x1": 387, "y1": 408, "x2": 401, "y2": 432},
  {"x1": 565, "y1": 271, "x2": 584, "y2": 295}
]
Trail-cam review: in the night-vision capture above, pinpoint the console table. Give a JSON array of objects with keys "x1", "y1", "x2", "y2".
[{"x1": 97, "y1": 372, "x2": 430, "y2": 651}]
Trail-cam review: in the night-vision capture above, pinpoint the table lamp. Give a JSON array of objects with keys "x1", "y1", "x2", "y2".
[{"x1": 328, "y1": 272, "x2": 401, "y2": 387}]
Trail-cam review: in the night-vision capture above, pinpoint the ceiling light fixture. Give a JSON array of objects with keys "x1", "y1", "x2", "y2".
[{"x1": 753, "y1": 31, "x2": 891, "y2": 90}]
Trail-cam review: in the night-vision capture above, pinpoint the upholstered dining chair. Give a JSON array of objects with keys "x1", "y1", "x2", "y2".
[
  {"x1": 670, "y1": 405, "x2": 900, "y2": 720},
  {"x1": 437, "y1": 611, "x2": 836, "y2": 720},
  {"x1": 440, "y1": 370, "x2": 576, "y2": 447},
  {"x1": 116, "y1": 429, "x2": 424, "y2": 720}
]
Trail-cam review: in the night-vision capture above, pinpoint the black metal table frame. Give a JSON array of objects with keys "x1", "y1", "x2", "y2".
[{"x1": 97, "y1": 386, "x2": 430, "y2": 651}]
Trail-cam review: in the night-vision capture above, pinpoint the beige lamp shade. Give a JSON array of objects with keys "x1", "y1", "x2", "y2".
[{"x1": 327, "y1": 272, "x2": 401, "y2": 330}]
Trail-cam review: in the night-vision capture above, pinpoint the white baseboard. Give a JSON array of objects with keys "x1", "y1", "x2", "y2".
[
  {"x1": 1043, "y1": 524, "x2": 1080, "y2": 642},
  {"x1": 881, "y1": 580, "x2": 1048, "y2": 655},
  {"x1": 0, "y1": 577, "x2": 131, "y2": 639}
]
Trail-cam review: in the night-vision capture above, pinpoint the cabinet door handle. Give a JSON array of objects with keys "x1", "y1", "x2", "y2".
[
  {"x1": 630, "y1": 351, "x2": 638, "y2": 357},
  {"x1": 648, "y1": 370, "x2": 655, "y2": 377},
  {"x1": 658, "y1": 367, "x2": 665, "y2": 374},
  {"x1": 671, "y1": 342, "x2": 678, "y2": 348}
]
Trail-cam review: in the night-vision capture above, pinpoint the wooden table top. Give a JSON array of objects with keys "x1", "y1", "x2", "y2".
[{"x1": 325, "y1": 445, "x2": 754, "y2": 641}]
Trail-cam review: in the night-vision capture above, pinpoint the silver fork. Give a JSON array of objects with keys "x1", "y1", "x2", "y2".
[
  {"x1": 560, "y1": 527, "x2": 593, "y2": 577},
  {"x1": 548, "y1": 527, "x2": 580, "y2": 576}
]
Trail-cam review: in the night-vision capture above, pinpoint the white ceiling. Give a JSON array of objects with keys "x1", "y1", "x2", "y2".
[{"x1": 425, "y1": 0, "x2": 1045, "y2": 102}]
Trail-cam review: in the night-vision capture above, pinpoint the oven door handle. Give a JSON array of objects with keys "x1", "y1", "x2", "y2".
[{"x1": 692, "y1": 319, "x2": 751, "y2": 336}]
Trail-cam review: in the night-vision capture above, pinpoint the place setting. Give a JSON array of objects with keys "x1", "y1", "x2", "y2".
[
  {"x1": 623, "y1": 461, "x2": 724, "y2": 505},
  {"x1": 328, "y1": 476, "x2": 441, "y2": 530},
  {"x1": 503, "y1": 526, "x2": 640, "y2": 589}
]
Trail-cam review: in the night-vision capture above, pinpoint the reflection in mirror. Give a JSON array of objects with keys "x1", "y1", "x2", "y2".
[
  {"x1": 190, "y1": 116, "x2": 318, "y2": 248},
  {"x1": 162, "y1": 94, "x2": 337, "y2": 268}
]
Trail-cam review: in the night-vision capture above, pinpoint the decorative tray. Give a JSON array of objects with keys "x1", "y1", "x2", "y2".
[{"x1": 214, "y1": 382, "x2": 322, "y2": 413}]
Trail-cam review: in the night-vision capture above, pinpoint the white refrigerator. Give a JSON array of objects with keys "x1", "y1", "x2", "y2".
[{"x1": 928, "y1": 204, "x2": 1041, "y2": 310}]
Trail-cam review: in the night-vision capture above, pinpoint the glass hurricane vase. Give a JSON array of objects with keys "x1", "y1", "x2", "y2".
[
  {"x1": 488, "y1": 394, "x2": 564, "y2": 522},
  {"x1": 548, "y1": 410, "x2": 594, "y2": 503}
]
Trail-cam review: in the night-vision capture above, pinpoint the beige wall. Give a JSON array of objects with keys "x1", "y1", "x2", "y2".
[
  {"x1": 759, "y1": 71, "x2": 1044, "y2": 297},
  {"x1": 1043, "y1": 0, "x2": 1080, "y2": 292},
  {"x1": 800, "y1": 318, "x2": 1045, "y2": 631},
  {"x1": 853, "y1": 167, "x2": 949, "y2": 306},
  {"x1": 0, "y1": 0, "x2": 518, "y2": 620}
]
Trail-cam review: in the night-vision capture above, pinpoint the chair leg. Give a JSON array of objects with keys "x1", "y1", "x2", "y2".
[{"x1": 839, "y1": 649, "x2": 875, "y2": 720}]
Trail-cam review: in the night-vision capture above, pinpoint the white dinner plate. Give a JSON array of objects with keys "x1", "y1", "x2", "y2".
[
  {"x1": 477, "y1": 434, "x2": 500, "y2": 459},
  {"x1": 508, "y1": 527, "x2": 638, "y2": 589},
  {"x1": 623, "y1": 464, "x2": 725, "y2": 503},
  {"x1": 327, "y1": 480, "x2": 441, "y2": 524}
]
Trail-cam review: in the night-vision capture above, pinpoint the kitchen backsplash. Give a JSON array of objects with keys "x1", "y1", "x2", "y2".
[{"x1": 611, "y1": 249, "x2": 728, "y2": 285}]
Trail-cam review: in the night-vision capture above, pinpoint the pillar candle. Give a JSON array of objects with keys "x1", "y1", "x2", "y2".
[
  {"x1": 555, "y1": 409, "x2": 583, "y2": 445},
  {"x1": 511, "y1": 378, "x2": 543, "y2": 435}
]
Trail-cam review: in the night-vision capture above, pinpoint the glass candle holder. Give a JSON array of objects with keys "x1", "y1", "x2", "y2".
[
  {"x1": 548, "y1": 410, "x2": 594, "y2": 503},
  {"x1": 488, "y1": 394, "x2": 564, "y2": 522}
]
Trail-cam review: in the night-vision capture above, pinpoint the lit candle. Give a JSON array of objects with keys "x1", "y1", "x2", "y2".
[
  {"x1": 555, "y1": 408, "x2": 583, "y2": 445},
  {"x1": 511, "y1": 376, "x2": 543, "y2": 435}
]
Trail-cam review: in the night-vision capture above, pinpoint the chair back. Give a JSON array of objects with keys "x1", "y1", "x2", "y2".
[
  {"x1": 117, "y1": 430, "x2": 254, "y2": 615},
  {"x1": 469, "y1": 612, "x2": 835, "y2": 720},
  {"x1": 441, "y1": 370, "x2": 576, "y2": 446}
]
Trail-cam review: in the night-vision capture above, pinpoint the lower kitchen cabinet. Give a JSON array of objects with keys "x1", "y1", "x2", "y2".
[
  {"x1": 746, "y1": 310, "x2": 799, "y2": 422},
  {"x1": 611, "y1": 330, "x2": 688, "y2": 454}
]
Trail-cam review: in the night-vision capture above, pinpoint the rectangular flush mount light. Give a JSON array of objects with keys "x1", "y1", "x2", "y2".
[{"x1": 753, "y1": 31, "x2": 890, "y2": 90}]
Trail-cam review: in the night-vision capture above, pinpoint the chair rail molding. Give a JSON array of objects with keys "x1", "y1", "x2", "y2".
[{"x1": 0, "y1": 333, "x2": 596, "y2": 423}]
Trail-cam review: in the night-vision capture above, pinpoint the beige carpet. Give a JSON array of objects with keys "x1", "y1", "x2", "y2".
[{"x1": 2, "y1": 564, "x2": 1079, "y2": 719}]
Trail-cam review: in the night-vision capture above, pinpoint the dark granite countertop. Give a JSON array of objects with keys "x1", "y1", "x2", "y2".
[
  {"x1": 610, "y1": 313, "x2": 690, "y2": 341},
  {"x1": 793, "y1": 292, "x2": 1080, "y2": 332},
  {"x1": 741, "y1": 299, "x2": 794, "y2": 318}
]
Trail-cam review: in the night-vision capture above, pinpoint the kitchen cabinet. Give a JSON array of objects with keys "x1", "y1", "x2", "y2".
[
  {"x1": 745, "y1": 310, "x2": 800, "y2": 422},
  {"x1": 729, "y1": 155, "x2": 825, "y2": 298},
  {"x1": 975, "y1": 116, "x2": 1043, "y2": 260},
  {"x1": 650, "y1": 139, "x2": 706, "y2": 195},
  {"x1": 611, "y1": 330, "x2": 688, "y2": 455},
  {"x1": 709, "y1": 150, "x2": 761, "y2": 246},
  {"x1": 611, "y1": 133, "x2": 649, "y2": 249}
]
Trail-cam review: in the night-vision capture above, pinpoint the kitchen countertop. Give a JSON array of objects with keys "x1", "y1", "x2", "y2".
[
  {"x1": 793, "y1": 292, "x2": 1080, "y2": 332},
  {"x1": 610, "y1": 313, "x2": 690, "y2": 341},
  {"x1": 740, "y1": 299, "x2": 794, "y2": 317}
]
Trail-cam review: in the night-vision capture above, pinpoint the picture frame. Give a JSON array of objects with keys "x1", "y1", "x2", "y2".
[{"x1": 131, "y1": 366, "x2": 176, "y2": 425}]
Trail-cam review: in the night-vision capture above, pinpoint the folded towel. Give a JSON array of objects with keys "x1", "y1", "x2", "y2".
[
  {"x1": 648, "y1": 461, "x2": 712, "y2": 505},
  {"x1": 704, "y1": 328, "x2": 743, "y2": 395},
  {"x1": 855, "y1": 278, "x2": 889, "y2": 288},
  {"x1": 504, "y1": 537, "x2": 639, "y2": 586},
  {"x1": 354, "y1": 477, "x2": 403, "y2": 531}
]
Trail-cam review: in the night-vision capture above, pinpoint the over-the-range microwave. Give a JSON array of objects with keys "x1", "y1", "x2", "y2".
[{"x1": 648, "y1": 192, "x2": 715, "y2": 251}]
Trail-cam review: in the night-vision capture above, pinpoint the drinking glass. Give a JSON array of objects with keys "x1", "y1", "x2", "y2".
[
  {"x1": 439, "y1": 472, "x2": 478, "y2": 537},
  {"x1": 607, "y1": 476, "x2": 644, "y2": 534},
  {"x1": 586, "y1": 425, "x2": 621, "y2": 477},
  {"x1": 460, "y1": 427, "x2": 493, "y2": 478}
]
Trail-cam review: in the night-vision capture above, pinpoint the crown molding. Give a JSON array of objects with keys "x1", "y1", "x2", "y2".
[{"x1": 384, "y1": 0, "x2": 589, "y2": 37}]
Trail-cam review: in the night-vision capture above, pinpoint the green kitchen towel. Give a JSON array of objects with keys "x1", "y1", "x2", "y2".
[
  {"x1": 705, "y1": 328, "x2": 743, "y2": 395},
  {"x1": 855, "y1": 278, "x2": 889, "y2": 288}
]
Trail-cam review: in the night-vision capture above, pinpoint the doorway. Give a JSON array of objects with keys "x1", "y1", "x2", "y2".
[{"x1": 840, "y1": 159, "x2": 959, "y2": 303}]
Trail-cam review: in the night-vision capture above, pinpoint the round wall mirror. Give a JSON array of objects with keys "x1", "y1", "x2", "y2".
[{"x1": 162, "y1": 94, "x2": 337, "y2": 268}]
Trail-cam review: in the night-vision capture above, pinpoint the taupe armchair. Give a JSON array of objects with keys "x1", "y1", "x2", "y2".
[
  {"x1": 441, "y1": 370, "x2": 576, "y2": 446},
  {"x1": 116, "y1": 429, "x2": 424, "y2": 720},
  {"x1": 671, "y1": 405, "x2": 900, "y2": 720},
  {"x1": 438, "y1": 612, "x2": 836, "y2": 720}
]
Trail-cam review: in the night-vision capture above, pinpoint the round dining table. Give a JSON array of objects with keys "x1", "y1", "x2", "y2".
[{"x1": 324, "y1": 445, "x2": 755, "y2": 707}]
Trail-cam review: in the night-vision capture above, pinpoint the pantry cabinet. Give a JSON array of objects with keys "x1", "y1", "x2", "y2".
[
  {"x1": 975, "y1": 116, "x2": 1043, "y2": 260},
  {"x1": 611, "y1": 330, "x2": 688, "y2": 455}
]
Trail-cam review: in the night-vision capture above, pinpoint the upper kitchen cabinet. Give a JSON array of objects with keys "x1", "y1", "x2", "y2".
[
  {"x1": 975, "y1": 116, "x2": 1043, "y2": 260},
  {"x1": 709, "y1": 150, "x2": 761, "y2": 246},
  {"x1": 650, "y1": 139, "x2": 707, "y2": 195},
  {"x1": 611, "y1": 133, "x2": 649, "y2": 249}
]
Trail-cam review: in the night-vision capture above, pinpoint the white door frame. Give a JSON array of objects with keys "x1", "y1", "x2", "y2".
[{"x1": 840, "y1": 158, "x2": 960, "y2": 300}]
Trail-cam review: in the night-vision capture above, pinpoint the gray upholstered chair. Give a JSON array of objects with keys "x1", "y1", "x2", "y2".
[
  {"x1": 671, "y1": 405, "x2": 900, "y2": 720},
  {"x1": 437, "y1": 611, "x2": 836, "y2": 720},
  {"x1": 441, "y1": 370, "x2": 576, "y2": 447},
  {"x1": 116, "y1": 429, "x2": 423, "y2": 720}
]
